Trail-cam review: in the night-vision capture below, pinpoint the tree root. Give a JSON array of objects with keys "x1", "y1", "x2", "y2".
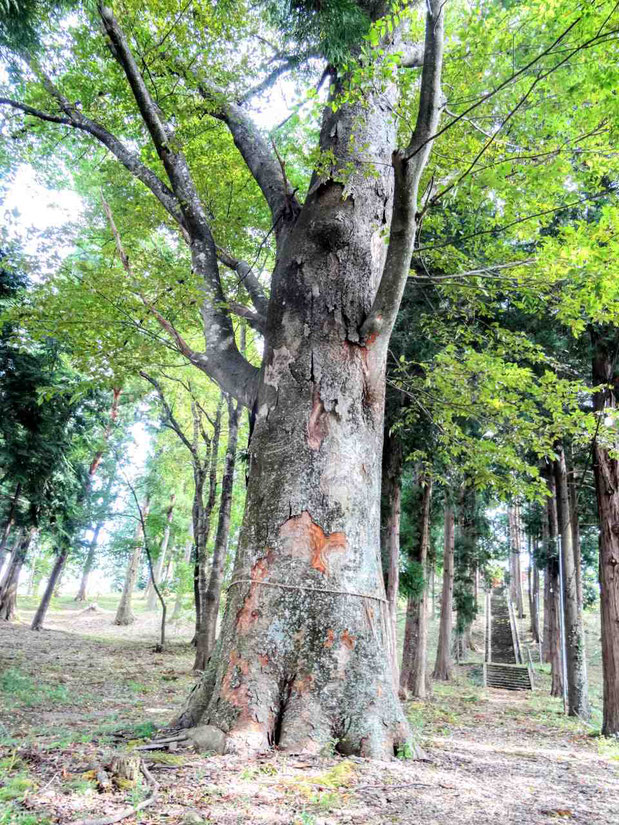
[{"x1": 71, "y1": 761, "x2": 158, "y2": 825}]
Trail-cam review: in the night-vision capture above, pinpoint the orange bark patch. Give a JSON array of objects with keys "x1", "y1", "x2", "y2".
[
  {"x1": 236, "y1": 552, "x2": 273, "y2": 632},
  {"x1": 294, "y1": 673, "x2": 315, "y2": 694},
  {"x1": 258, "y1": 653, "x2": 269, "y2": 668},
  {"x1": 340, "y1": 629, "x2": 356, "y2": 649},
  {"x1": 324, "y1": 629, "x2": 335, "y2": 649},
  {"x1": 279, "y1": 511, "x2": 348, "y2": 576},
  {"x1": 307, "y1": 386, "x2": 330, "y2": 450}
]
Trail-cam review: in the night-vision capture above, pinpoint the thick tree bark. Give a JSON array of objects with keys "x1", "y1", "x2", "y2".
[
  {"x1": 0, "y1": 483, "x2": 21, "y2": 569},
  {"x1": 433, "y1": 505, "x2": 455, "y2": 681},
  {"x1": 114, "y1": 499, "x2": 150, "y2": 625},
  {"x1": 146, "y1": 494, "x2": 176, "y2": 610},
  {"x1": 31, "y1": 546, "x2": 68, "y2": 631},
  {"x1": 380, "y1": 427, "x2": 403, "y2": 685},
  {"x1": 400, "y1": 477, "x2": 433, "y2": 699},
  {"x1": 0, "y1": 528, "x2": 35, "y2": 621},
  {"x1": 554, "y1": 446, "x2": 589, "y2": 718},
  {"x1": 545, "y1": 472, "x2": 563, "y2": 699},
  {"x1": 591, "y1": 327, "x2": 619, "y2": 736},
  {"x1": 195, "y1": 397, "x2": 241, "y2": 670},
  {"x1": 171, "y1": 8, "x2": 446, "y2": 749}
]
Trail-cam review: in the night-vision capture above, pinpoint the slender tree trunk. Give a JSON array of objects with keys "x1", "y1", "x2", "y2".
[
  {"x1": 75, "y1": 522, "x2": 103, "y2": 602},
  {"x1": 433, "y1": 505, "x2": 455, "y2": 681},
  {"x1": 114, "y1": 499, "x2": 149, "y2": 625},
  {"x1": 173, "y1": 532, "x2": 193, "y2": 621},
  {"x1": 400, "y1": 477, "x2": 433, "y2": 698},
  {"x1": 193, "y1": 399, "x2": 222, "y2": 663},
  {"x1": 567, "y1": 456, "x2": 583, "y2": 612},
  {"x1": 555, "y1": 446, "x2": 589, "y2": 718},
  {"x1": 0, "y1": 483, "x2": 21, "y2": 569},
  {"x1": 510, "y1": 504, "x2": 525, "y2": 618},
  {"x1": 529, "y1": 537, "x2": 540, "y2": 644},
  {"x1": 0, "y1": 528, "x2": 35, "y2": 621},
  {"x1": 546, "y1": 472, "x2": 563, "y2": 699},
  {"x1": 195, "y1": 397, "x2": 241, "y2": 670},
  {"x1": 380, "y1": 427, "x2": 403, "y2": 686},
  {"x1": 146, "y1": 494, "x2": 176, "y2": 610},
  {"x1": 591, "y1": 327, "x2": 619, "y2": 736},
  {"x1": 31, "y1": 545, "x2": 69, "y2": 631}
]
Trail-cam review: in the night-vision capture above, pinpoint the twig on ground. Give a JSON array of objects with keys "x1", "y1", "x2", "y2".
[{"x1": 71, "y1": 759, "x2": 159, "y2": 825}]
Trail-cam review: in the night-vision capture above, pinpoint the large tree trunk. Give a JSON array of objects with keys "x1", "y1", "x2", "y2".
[
  {"x1": 31, "y1": 545, "x2": 68, "y2": 631},
  {"x1": 0, "y1": 528, "x2": 35, "y2": 621},
  {"x1": 75, "y1": 521, "x2": 103, "y2": 602},
  {"x1": 554, "y1": 446, "x2": 589, "y2": 718},
  {"x1": 146, "y1": 494, "x2": 176, "y2": 610},
  {"x1": 400, "y1": 477, "x2": 432, "y2": 699},
  {"x1": 0, "y1": 483, "x2": 21, "y2": 569},
  {"x1": 591, "y1": 327, "x2": 619, "y2": 736},
  {"x1": 380, "y1": 427, "x2": 403, "y2": 686},
  {"x1": 545, "y1": 472, "x2": 563, "y2": 699},
  {"x1": 433, "y1": 505, "x2": 455, "y2": 681},
  {"x1": 173, "y1": 76, "x2": 415, "y2": 760},
  {"x1": 114, "y1": 499, "x2": 149, "y2": 625},
  {"x1": 195, "y1": 397, "x2": 241, "y2": 670}
]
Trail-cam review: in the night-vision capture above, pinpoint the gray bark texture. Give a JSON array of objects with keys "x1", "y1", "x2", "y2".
[
  {"x1": 196, "y1": 396, "x2": 241, "y2": 670},
  {"x1": 545, "y1": 473, "x2": 563, "y2": 699},
  {"x1": 591, "y1": 328, "x2": 619, "y2": 735},
  {"x1": 554, "y1": 446, "x2": 589, "y2": 719},
  {"x1": 400, "y1": 477, "x2": 433, "y2": 699},
  {"x1": 0, "y1": 528, "x2": 35, "y2": 621},
  {"x1": 433, "y1": 505, "x2": 455, "y2": 680},
  {"x1": 380, "y1": 427, "x2": 403, "y2": 686},
  {"x1": 2, "y1": 0, "x2": 445, "y2": 758}
]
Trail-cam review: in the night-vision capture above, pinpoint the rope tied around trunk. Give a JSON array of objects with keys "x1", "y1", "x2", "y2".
[{"x1": 227, "y1": 578, "x2": 388, "y2": 603}]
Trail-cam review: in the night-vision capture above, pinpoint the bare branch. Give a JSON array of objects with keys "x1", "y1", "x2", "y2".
[
  {"x1": 0, "y1": 95, "x2": 183, "y2": 225},
  {"x1": 140, "y1": 370, "x2": 195, "y2": 456}
]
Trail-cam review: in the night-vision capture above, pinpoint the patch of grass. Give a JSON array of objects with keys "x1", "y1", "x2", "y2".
[
  {"x1": 0, "y1": 668, "x2": 70, "y2": 708},
  {"x1": 64, "y1": 776, "x2": 96, "y2": 795},
  {"x1": 0, "y1": 773, "x2": 35, "y2": 802},
  {"x1": 597, "y1": 736, "x2": 619, "y2": 760},
  {"x1": 0, "y1": 811, "x2": 51, "y2": 825}
]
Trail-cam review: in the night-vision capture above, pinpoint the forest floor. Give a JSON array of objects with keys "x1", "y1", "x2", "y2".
[{"x1": 0, "y1": 597, "x2": 618, "y2": 825}]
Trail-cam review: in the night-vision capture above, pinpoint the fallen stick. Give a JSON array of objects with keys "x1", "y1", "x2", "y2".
[{"x1": 71, "y1": 761, "x2": 159, "y2": 825}]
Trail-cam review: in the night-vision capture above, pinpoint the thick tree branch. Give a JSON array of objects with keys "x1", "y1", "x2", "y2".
[
  {"x1": 216, "y1": 246, "x2": 269, "y2": 318},
  {"x1": 186, "y1": 67, "x2": 301, "y2": 235},
  {"x1": 360, "y1": 0, "x2": 445, "y2": 343},
  {"x1": 101, "y1": 196, "x2": 259, "y2": 408}
]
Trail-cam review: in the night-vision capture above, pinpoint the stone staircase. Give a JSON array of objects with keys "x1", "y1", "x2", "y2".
[{"x1": 484, "y1": 588, "x2": 532, "y2": 691}]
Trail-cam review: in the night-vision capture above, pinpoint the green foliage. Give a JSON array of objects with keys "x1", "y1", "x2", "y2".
[{"x1": 0, "y1": 667, "x2": 70, "y2": 707}]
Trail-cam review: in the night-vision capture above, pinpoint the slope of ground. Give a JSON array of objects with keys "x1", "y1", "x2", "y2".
[{"x1": 0, "y1": 600, "x2": 617, "y2": 825}]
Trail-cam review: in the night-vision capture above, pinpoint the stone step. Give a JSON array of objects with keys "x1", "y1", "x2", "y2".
[{"x1": 485, "y1": 664, "x2": 531, "y2": 691}]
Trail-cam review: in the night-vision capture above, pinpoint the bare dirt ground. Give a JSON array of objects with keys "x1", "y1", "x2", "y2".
[{"x1": 1, "y1": 602, "x2": 618, "y2": 825}]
